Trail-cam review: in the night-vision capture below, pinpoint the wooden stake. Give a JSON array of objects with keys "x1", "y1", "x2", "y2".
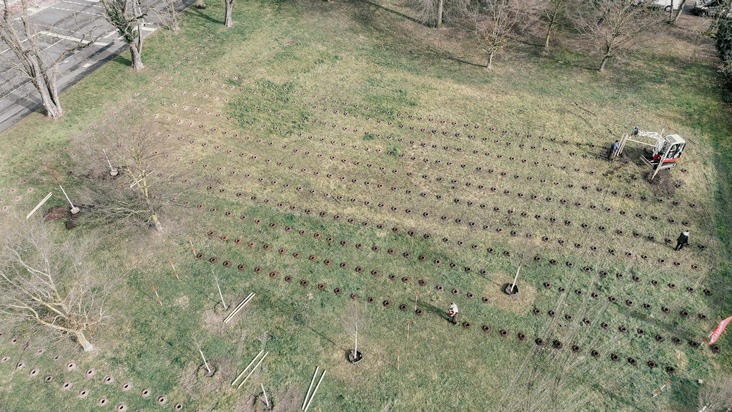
[
  {"x1": 152, "y1": 286, "x2": 162, "y2": 306},
  {"x1": 26, "y1": 192, "x2": 52, "y2": 219},
  {"x1": 187, "y1": 236, "x2": 197, "y2": 256},
  {"x1": 212, "y1": 269, "x2": 227, "y2": 310},
  {"x1": 397, "y1": 351, "x2": 400, "y2": 371},
  {"x1": 237, "y1": 352, "x2": 268, "y2": 388},
  {"x1": 653, "y1": 380, "x2": 670, "y2": 397},
  {"x1": 510, "y1": 264, "x2": 522, "y2": 293},
  {"x1": 303, "y1": 370, "x2": 325, "y2": 412},
  {"x1": 198, "y1": 348, "x2": 211, "y2": 375},
  {"x1": 224, "y1": 293, "x2": 254, "y2": 323},
  {"x1": 169, "y1": 259, "x2": 179, "y2": 280},
  {"x1": 261, "y1": 383, "x2": 270, "y2": 408},
  {"x1": 232, "y1": 350, "x2": 265, "y2": 386},
  {"x1": 58, "y1": 185, "x2": 79, "y2": 214},
  {"x1": 414, "y1": 291, "x2": 418, "y2": 311},
  {"x1": 302, "y1": 367, "x2": 319, "y2": 410}
]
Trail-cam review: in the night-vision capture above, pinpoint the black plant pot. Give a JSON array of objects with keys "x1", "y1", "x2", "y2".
[
  {"x1": 503, "y1": 283, "x2": 520, "y2": 296},
  {"x1": 348, "y1": 350, "x2": 363, "y2": 364}
]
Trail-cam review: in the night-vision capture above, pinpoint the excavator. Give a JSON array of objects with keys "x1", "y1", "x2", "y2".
[{"x1": 615, "y1": 127, "x2": 686, "y2": 181}]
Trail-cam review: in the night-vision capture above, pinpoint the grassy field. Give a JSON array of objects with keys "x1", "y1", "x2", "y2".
[{"x1": 0, "y1": 0, "x2": 731, "y2": 410}]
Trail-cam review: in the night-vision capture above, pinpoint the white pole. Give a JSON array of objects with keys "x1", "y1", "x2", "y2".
[
  {"x1": 129, "y1": 171, "x2": 151, "y2": 189},
  {"x1": 261, "y1": 383, "x2": 270, "y2": 408},
  {"x1": 303, "y1": 370, "x2": 326, "y2": 412},
  {"x1": 102, "y1": 149, "x2": 118, "y2": 176},
  {"x1": 232, "y1": 350, "x2": 264, "y2": 386},
  {"x1": 212, "y1": 270, "x2": 227, "y2": 310},
  {"x1": 58, "y1": 185, "x2": 79, "y2": 214},
  {"x1": 224, "y1": 293, "x2": 254, "y2": 323},
  {"x1": 510, "y1": 264, "x2": 521, "y2": 293},
  {"x1": 26, "y1": 192, "x2": 52, "y2": 219},
  {"x1": 302, "y1": 367, "x2": 319, "y2": 410},
  {"x1": 354, "y1": 326, "x2": 358, "y2": 356},
  {"x1": 198, "y1": 348, "x2": 211, "y2": 375},
  {"x1": 238, "y1": 352, "x2": 268, "y2": 388}
]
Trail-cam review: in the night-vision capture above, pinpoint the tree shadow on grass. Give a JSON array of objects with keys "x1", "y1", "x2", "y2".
[
  {"x1": 444, "y1": 56, "x2": 486, "y2": 68},
  {"x1": 355, "y1": 0, "x2": 422, "y2": 25},
  {"x1": 112, "y1": 55, "x2": 132, "y2": 67},
  {"x1": 187, "y1": 7, "x2": 224, "y2": 25}
]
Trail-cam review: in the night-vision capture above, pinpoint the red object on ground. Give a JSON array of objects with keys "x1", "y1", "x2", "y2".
[{"x1": 709, "y1": 316, "x2": 732, "y2": 344}]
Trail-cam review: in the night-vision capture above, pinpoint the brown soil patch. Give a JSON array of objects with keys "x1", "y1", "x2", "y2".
[{"x1": 484, "y1": 273, "x2": 536, "y2": 315}]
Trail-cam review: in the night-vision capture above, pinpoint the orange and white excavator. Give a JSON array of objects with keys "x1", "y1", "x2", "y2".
[{"x1": 615, "y1": 127, "x2": 686, "y2": 181}]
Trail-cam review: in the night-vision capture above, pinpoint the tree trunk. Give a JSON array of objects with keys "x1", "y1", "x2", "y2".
[
  {"x1": 486, "y1": 50, "x2": 495, "y2": 70},
  {"x1": 130, "y1": 43, "x2": 144, "y2": 70},
  {"x1": 29, "y1": 58, "x2": 63, "y2": 118},
  {"x1": 150, "y1": 212, "x2": 163, "y2": 232},
  {"x1": 598, "y1": 54, "x2": 610, "y2": 72},
  {"x1": 544, "y1": 21, "x2": 553, "y2": 48},
  {"x1": 670, "y1": 0, "x2": 685, "y2": 24},
  {"x1": 436, "y1": 0, "x2": 443, "y2": 28},
  {"x1": 224, "y1": 0, "x2": 234, "y2": 28},
  {"x1": 75, "y1": 330, "x2": 95, "y2": 352}
]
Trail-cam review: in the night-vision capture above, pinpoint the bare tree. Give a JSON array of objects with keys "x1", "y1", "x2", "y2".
[
  {"x1": 0, "y1": 220, "x2": 111, "y2": 352},
  {"x1": 475, "y1": 0, "x2": 536, "y2": 70},
  {"x1": 573, "y1": 0, "x2": 664, "y2": 72},
  {"x1": 73, "y1": 112, "x2": 195, "y2": 234},
  {"x1": 669, "y1": 0, "x2": 685, "y2": 24},
  {"x1": 154, "y1": 0, "x2": 180, "y2": 31},
  {"x1": 0, "y1": 0, "x2": 93, "y2": 118},
  {"x1": 101, "y1": 0, "x2": 147, "y2": 70},
  {"x1": 342, "y1": 300, "x2": 368, "y2": 360},
  {"x1": 541, "y1": 0, "x2": 570, "y2": 48},
  {"x1": 698, "y1": 375, "x2": 732, "y2": 411},
  {"x1": 224, "y1": 0, "x2": 235, "y2": 28},
  {"x1": 410, "y1": 0, "x2": 470, "y2": 28}
]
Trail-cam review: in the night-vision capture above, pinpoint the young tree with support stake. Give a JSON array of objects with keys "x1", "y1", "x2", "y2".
[
  {"x1": 0, "y1": 0, "x2": 94, "y2": 118},
  {"x1": 0, "y1": 220, "x2": 112, "y2": 352}
]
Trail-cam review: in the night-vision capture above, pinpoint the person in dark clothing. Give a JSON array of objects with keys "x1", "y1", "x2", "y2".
[
  {"x1": 608, "y1": 140, "x2": 620, "y2": 161},
  {"x1": 675, "y1": 231, "x2": 690, "y2": 251}
]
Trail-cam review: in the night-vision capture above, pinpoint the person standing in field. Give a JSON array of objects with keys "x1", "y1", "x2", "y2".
[
  {"x1": 675, "y1": 231, "x2": 690, "y2": 251},
  {"x1": 448, "y1": 303, "x2": 459, "y2": 325},
  {"x1": 608, "y1": 140, "x2": 620, "y2": 161}
]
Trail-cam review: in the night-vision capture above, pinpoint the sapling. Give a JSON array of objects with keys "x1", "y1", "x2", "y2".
[
  {"x1": 212, "y1": 269, "x2": 227, "y2": 310},
  {"x1": 196, "y1": 342, "x2": 212, "y2": 375},
  {"x1": 343, "y1": 300, "x2": 367, "y2": 363}
]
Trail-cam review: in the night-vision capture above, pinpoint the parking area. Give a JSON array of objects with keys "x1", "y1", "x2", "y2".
[{"x1": 0, "y1": 0, "x2": 162, "y2": 131}]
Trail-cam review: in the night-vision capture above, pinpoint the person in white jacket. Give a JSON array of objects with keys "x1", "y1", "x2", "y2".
[{"x1": 448, "y1": 303, "x2": 459, "y2": 325}]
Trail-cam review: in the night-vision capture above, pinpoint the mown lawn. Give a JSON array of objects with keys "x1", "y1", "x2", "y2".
[{"x1": 0, "y1": 0, "x2": 730, "y2": 410}]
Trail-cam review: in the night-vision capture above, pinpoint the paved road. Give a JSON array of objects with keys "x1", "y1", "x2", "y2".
[{"x1": 0, "y1": 0, "x2": 191, "y2": 133}]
